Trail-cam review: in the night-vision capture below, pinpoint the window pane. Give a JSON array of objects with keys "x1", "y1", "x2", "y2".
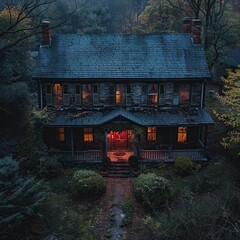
[
  {"x1": 177, "y1": 127, "x2": 187, "y2": 143},
  {"x1": 180, "y1": 84, "x2": 190, "y2": 105},
  {"x1": 116, "y1": 84, "x2": 125, "y2": 106},
  {"x1": 147, "y1": 127, "x2": 157, "y2": 141},
  {"x1": 56, "y1": 128, "x2": 65, "y2": 141},
  {"x1": 53, "y1": 83, "x2": 62, "y2": 106},
  {"x1": 82, "y1": 84, "x2": 92, "y2": 106},
  {"x1": 84, "y1": 128, "x2": 93, "y2": 142}
]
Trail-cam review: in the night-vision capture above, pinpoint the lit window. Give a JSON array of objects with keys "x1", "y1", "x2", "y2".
[
  {"x1": 82, "y1": 84, "x2": 92, "y2": 106},
  {"x1": 180, "y1": 84, "x2": 190, "y2": 105},
  {"x1": 56, "y1": 128, "x2": 65, "y2": 141},
  {"x1": 84, "y1": 128, "x2": 93, "y2": 142},
  {"x1": 148, "y1": 84, "x2": 158, "y2": 106},
  {"x1": 177, "y1": 127, "x2": 187, "y2": 143},
  {"x1": 147, "y1": 127, "x2": 157, "y2": 141},
  {"x1": 116, "y1": 84, "x2": 125, "y2": 106},
  {"x1": 53, "y1": 84, "x2": 63, "y2": 106}
]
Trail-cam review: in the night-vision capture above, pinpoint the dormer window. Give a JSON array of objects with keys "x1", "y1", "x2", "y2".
[{"x1": 148, "y1": 84, "x2": 158, "y2": 106}]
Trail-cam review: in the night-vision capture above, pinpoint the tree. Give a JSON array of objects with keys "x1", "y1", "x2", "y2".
[
  {"x1": 0, "y1": 156, "x2": 46, "y2": 236},
  {"x1": 140, "y1": 0, "x2": 240, "y2": 68},
  {"x1": 214, "y1": 67, "x2": 240, "y2": 156}
]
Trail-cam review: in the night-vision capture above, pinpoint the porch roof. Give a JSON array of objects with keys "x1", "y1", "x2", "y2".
[{"x1": 46, "y1": 108, "x2": 214, "y2": 127}]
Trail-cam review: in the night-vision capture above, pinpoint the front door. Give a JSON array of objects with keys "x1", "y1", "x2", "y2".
[{"x1": 108, "y1": 130, "x2": 132, "y2": 150}]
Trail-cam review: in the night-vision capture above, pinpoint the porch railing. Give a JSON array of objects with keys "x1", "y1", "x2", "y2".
[
  {"x1": 55, "y1": 150, "x2": 103, "y2": 163},
  {"x1": 140, "y1": 149, "x2": 207, "y2": 162}
]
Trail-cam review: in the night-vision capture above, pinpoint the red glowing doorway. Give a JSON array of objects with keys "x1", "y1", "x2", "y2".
[{"x1": 107, "y1": 130, "x2": 133, "y2": 150}]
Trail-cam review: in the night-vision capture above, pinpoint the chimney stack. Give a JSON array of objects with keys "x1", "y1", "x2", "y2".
[
  {"x1": 191, "y1": 19, "x2": 202, "y2": 44},
  {"x1": 182, "y1": 17, "x2": 192, "y2": 34},
  {"x1": 41, "y1": 20, "x2": 51, "y2": 46}
]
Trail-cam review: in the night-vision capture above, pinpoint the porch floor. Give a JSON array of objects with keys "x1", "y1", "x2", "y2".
[{"x1": 108, "y1": 151, "x2": 134, "y2": 162}]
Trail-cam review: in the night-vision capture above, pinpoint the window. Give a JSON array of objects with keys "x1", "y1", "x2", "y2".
[
  {"x1": 84, "y1": 128, "x2": 93, "y2": 142},
  {"x1": 179, "y1": 84, "x2": 190, "y2": 105},
  {"x1": 56, "y1": 128, "x2": 65, "y2": 141},
  {"x1": 82, "y1": 84, "x2": 92, "y2": 106},
  {"x1": 109, "y1": 85, "x2": 115, "y2": 105},
  {"x1": 148, "y1": 84, "x2": 158, "y2": 106},
  {"x1": 53, "y1": 83, "x2": 63, "y2": 106},
  {"x1": 177, "y1": 127, "x2": 187, "y2": 143},
  {"x1": 116, "y1": 84, "x2": 125, "y2": 106},
  {"x1": 147, "y1": 127, "x2": 157, "y2": 141}
]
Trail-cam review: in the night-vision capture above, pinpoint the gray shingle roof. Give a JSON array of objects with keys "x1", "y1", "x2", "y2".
[
  {"x1": 47, "y1": 108, "x2": 214, "y2": 127},
  {"x1": 33, "y1": 34, "x2": 210, "y2": 79}
]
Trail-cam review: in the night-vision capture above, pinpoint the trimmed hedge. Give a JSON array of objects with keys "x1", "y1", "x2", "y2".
[
  {"x1": 133, "y1": 173, "x2": 170, "y2": 209},
  {"x1": 71, "y1": 170, "x2": 105, "y2": 198},
  {"x1": 174, "y1": 156, "x2": 194, "y2": 177}
]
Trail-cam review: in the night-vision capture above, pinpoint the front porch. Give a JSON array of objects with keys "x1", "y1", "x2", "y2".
[{"x1": 55, "y1": 148, "x2": 208, "y2": 165}]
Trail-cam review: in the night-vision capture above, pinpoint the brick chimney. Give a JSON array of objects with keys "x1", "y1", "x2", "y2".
[
  {"x1": 182, "y1": 17, "x2": 192, "y2": 34},
  {"x1": 191, "y1": 19, "x2": 202, "y2": 44},
  {"x1": 41, "y1": 20, "x2": 51, "y2": 46}
]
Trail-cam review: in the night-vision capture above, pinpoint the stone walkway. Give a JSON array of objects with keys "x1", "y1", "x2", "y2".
[{"x1": 95, "y1": 178, "x2": 140, "y2": 240}]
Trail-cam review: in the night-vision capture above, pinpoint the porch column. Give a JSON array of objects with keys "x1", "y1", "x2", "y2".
[
  {"x1": 103, "y1": 131, "x2": 108, "y2": 159},
  {"x1": 169, "y1": 128, "x2": 173, "y2": 159},
  {"x1": 70, "y1": 128, "x2": 74, "y2": 158},
  {"x1": 204, "y1": 126, "x2": 208, "y2": 149}
]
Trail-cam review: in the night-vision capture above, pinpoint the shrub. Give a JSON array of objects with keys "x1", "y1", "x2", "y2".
[
  {"x1": 39, "y1": 155, "x2": 63, "y2": 178},
  {"x1": 133, "y1": 173, "x2": 170, "y2": 209},
  {"x1": 128, "y1": 155, "x2": 139, "y2": 171},
  {"x1": 71, "y1": 170, "x2": 105, "y2": 198},
  {"x1": 102, "y1": 157, "x2": 111, "y2": 171},
  {"x1": 174, "y1": 156, "x2": 194, "y2": 177}
]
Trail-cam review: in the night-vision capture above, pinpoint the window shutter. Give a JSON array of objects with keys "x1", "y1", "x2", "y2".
[
  {"x1": 93, "y1": 84, "x2": 99, "y2": 106},
  {"x1": 46, "y1": 84, "x2": 52, "y2": 106},
  {"x1": 75, "y1": 84, "x2": 81, "y2": 106},
  {"x1": 63, "y1": 84, "x2": 69, "y2": 106},
  {"x1": 126, "y1": 84, "x2": 132, "y2": 106}
]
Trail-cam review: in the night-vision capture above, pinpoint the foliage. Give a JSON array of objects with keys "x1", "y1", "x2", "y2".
[
  {"x1": 0, "y1": 82, "x2": 31, "y2": 130},
  {"x1": 39, "y1": 155, "x2": 63, "y2": 178},
  {"x1": 142, "y1": 190, "x2": 240, "y2": 240},
  {"x1": 133, "y1": 173, "x2": 170, "y2": 210},
  {"x1": 0, "y1": 156, "x2": 46, "y2": 233},
  {"x1": 71, "y1": 170, "x2": 105, "y2": 198},
  {"x1": 139, "y1": 0, "x2": 181, "y2": 33},
  {"x1": 214, "y1": 67, "x2": 240, "y2": 157},
  {"x1": 128, "y1": 155, "x2": 139, "y2": 171},
  {"x1": 122, "y1": 201, "x2": 135, "y2": 227},
  {"x1": 174, "y1": 156, "x2": 194, "y2": 177},
  {"x1": 172, "y1": 165, "x2": 221, "y2": 198}
]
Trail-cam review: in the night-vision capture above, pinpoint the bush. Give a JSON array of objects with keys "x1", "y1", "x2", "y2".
[
  {"x1": 128, "y1": 155, "x2": 139, "y2": 171},
  {"x1": 39, "y1": 155, "x2": 63, "y2": 178},
  {"x1": 102, "y1": 157, "x2": 111, "y2": 171},
  {"x1": 133, "y1": 173, "x2": 170, "y2": 209},
  {"x1": 174, "y1": 156, "x2": 194, "y2": 177},
  {"x1": 71, "y1": 170, "x2": 105, "y2": 198}
]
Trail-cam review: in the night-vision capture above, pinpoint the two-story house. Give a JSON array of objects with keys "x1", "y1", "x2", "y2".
[{"x1": 33, "y1": 19, "x2": 214, "y2": 164}]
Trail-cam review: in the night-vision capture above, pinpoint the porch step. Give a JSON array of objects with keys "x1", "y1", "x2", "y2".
[{"x1": 102, "y1": 162, "x2": 137, "y2": 178}]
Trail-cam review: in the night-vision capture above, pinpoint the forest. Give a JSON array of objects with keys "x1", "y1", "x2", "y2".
[{"x1": 0, "y1": 0, "x2": 240, "y2": 239}]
